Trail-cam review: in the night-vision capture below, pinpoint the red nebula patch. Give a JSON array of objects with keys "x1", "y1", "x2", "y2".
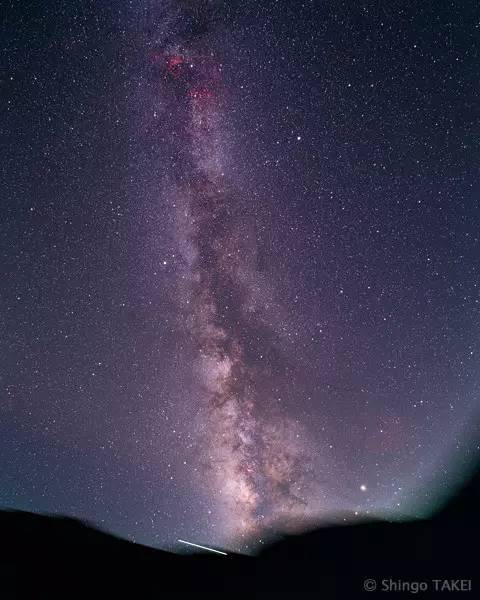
[
  {"x1": 149, "y1": 51, "x2": 185, "y2": 79},
  {"x1": 166, "y1": 54, "x2": 185, "y2": 78}
]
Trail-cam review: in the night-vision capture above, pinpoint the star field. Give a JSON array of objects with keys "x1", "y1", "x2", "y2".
[{"x1": 1, "y1": 0, "x2": 479, "y2": 551}]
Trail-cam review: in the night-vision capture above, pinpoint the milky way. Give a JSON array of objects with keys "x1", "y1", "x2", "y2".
[{"x1": 144, "y1": 5, "x2": 324, "y2": 543}]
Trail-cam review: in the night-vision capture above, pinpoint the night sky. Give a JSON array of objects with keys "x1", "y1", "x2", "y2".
[{"x1": 2, "y1": 0, "x2": 479, "y2": 551}]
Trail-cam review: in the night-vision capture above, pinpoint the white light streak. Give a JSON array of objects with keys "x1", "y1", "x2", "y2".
[{"x1": 177, "y1": 539, "x2": 227, "y2": 555}]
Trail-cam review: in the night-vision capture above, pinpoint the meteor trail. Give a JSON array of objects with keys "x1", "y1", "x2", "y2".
[{"x1": 178, "y1": 539, "x2": 228, "y2": 555}]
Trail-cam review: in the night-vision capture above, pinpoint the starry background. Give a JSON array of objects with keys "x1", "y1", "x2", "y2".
[{"x1": 1, "y1": 0, "x2": 479, "y2": 550}]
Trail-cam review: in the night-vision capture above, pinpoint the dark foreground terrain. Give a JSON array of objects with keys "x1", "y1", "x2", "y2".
[{"x1": 1, "y1": 461, "x2": 478, "y2": 599}]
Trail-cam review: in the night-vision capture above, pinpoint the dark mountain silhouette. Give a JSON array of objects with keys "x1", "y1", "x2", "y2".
[{"x1": 1, "y1": 461, "x2": 478, "y2": 599}]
